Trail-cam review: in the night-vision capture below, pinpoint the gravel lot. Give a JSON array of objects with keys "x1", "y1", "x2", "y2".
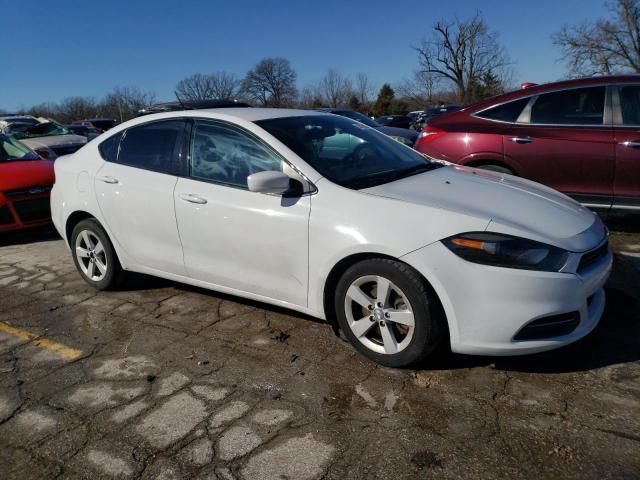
[{"x1": 0, "y1": 225, "x2": 638, "y2": 479}]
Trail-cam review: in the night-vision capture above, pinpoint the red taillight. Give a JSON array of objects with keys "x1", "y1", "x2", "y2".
[{"x1": 36, "y1": 148, "x2": 50, "y2": 159}]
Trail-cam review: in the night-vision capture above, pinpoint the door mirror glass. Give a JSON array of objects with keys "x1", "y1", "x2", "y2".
[{"x1": 247, "y1": 170, "x2": 291, "y2": 194}]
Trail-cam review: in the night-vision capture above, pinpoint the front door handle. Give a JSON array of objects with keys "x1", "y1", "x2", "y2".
[
  {"x1": 96, "y1": 175, "x2": 119, "y2": 184},
  {"x1": 179, "y1": 193, "x2": 208, "y2": 205},
  {"x1": 509, "y1": 137, "x2": 533, "y2": 144},
  {"x1": 619, "y1": 140, "x2": 640, "y2": 148}
]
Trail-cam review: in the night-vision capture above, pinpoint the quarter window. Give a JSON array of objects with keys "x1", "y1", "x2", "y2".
[
  {"x1": 530, "y1": 87, "x2": 605, "y2": 125},
  {"x1": 476, "y1": 98, "x2": 529, "y2": 122},
  {"x1": 98, "y1": 131, "x2": 123, "y2": 162},
  {"x1": 619, "y1": 86, "x2": 640, "y2": 125},
  {"x1": 118, "y1": 120, "x2": 185, "y2": 173},
  {"x1": 190, "y1": 121, "x2": 282, "y2": 188}
]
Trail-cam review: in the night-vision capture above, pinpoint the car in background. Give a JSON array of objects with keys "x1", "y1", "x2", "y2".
[
  {"x1": 315, "y1": 108, "x2": 418, "y2": 147},
  {"x1": 51, "y1": 108, "x2": 611, "y2": 367},
  {"x1": 65, "y1": 124, "x2": 102, "y2": 140},
  {"x1": 415, "y1": 76, "x2": 640, "y2": 212},
  {"x1": 0, "y1": 134, "x2": 54, "y2": 232},
  {"x1": 1, "y1": 118, "x2": 87, "y2": 160},
  {"x1": 375, "y1": 115, "x2": 412, "y2": 129},
  {"x1": 411, "y1": 105, "x2": 462, "y2": 130},
  {"x1": 72, "y1": 118, "x2": 118, "y2": 132}
]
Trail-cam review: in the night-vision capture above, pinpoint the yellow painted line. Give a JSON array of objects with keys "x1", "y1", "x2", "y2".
[{"x1": 0, "y1": 322, "x2": 82, "y2": 360}]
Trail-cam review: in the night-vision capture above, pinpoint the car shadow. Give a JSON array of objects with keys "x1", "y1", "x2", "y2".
[{"x1": 0, "y1": 226, "x2": 61, "y2": 247}]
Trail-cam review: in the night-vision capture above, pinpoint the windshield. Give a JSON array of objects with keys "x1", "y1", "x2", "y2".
[
  {"x1": 0, "y1": 135, "x2": 39, "y2": 162},
  {"x1": 257, "y1": 115, "x2": 441, "y2": 189},
  {"x1": 11, "y1": 121, "x2": 71, "y2": 139}
]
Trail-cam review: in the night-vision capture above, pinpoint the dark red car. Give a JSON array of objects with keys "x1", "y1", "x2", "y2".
[
  {"x1": 0, "y1": 134, "x2": 54, "y2": 232},
  {"x1": 415, "y1": 75, "x2": 640, "y2": 212}
]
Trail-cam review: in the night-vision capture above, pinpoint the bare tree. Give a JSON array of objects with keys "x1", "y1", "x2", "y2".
[
  {"x1": 242, "y1": 57, "x2": 297, "y2": 107},
  {"x1": 101, "y1": 86, "x2": 157, "y2": 122},
  {"x1": 395, "y1": 71, "x2": 441, "y2": 108},
  {"x1": 319, "y1": 68, "x2": 353, "y2": 107},
  {"x1": 298, "y1": 85, "x2": 324, "y2": 108},
  {"x1": 354, "y1": 73, "x2": 375, "y2": 107},
  {"x1": 415, "y1": 12, "x2": 512, "y2": 102},
  {"x1": 175, "y1": 72, "x2": 241, "y2": 101},
  {"x1": 54, "y1": 97, "x2": 99, "y2": 123},
  {"x1": 554, "y1": 0, "x2": 640, "y2": 76}
]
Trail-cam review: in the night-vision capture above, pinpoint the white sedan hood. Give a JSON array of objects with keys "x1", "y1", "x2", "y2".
[{"x1": 362, "y1": 165, "x2": 605, "y2": 252}]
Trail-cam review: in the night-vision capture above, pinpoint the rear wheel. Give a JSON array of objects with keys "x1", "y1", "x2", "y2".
[
  {"x1": 71, "y1": 218, "x2": 124, "y2": 290},
  {"x1": 475, "y1": 164, "x2": 514, "y2": 175},
  {"x1": 334, "y1": 258, "x2": 443, "y2": 367}
]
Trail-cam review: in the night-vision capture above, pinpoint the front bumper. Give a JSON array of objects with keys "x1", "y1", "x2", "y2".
[
  {"x1": 402, "y1": 240, "x2": 612, "y2": 356},
  {"x1": 0, "y1": 190, "x2": 52, "y2": 232}
]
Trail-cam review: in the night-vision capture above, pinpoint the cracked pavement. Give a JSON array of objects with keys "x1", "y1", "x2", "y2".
[{"x1": 0, "y1": 226, "x2": 639, "y2": 479}]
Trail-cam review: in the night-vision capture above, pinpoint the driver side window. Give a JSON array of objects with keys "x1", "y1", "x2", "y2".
[{"x1": 190, "y1": 121, "x2": 282, "y2": 188}]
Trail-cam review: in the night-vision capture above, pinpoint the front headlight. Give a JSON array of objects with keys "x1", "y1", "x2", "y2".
[{"x1": 442, "y1": 232, "x2": 568, "y2": 272}]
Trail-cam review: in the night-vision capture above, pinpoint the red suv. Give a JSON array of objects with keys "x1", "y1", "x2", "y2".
[{"x1": 415, "y1": 75, "x2": 640, "y2": 212}]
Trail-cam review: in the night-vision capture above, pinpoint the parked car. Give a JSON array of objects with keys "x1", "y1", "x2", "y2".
[
  {"x1": 0, "y1": 117, "x2": 87, "y2": 160},
  {"x1": 375, "y1": 115, "x2": 412, "y2": 129},
  {"x1": 0, "y1": 134, "x2": 54, "y2": 232},
  {"x1": 411, "y1": 105, "x2": 462, "y2": 130},
  {"x1": 415, "y1": 76, "x2": 640, "y2": 212},
  {"x1": 72, "y1": 118, "x2": 118, "y2": 132},
  {"x1": 315, "y1": 108, "x2": 418, "y2": 146},
  {"x1": 65, "y1": 124, "x2": 102, "y2": 139},
  {"x1": 51, "y1": 108, "x2": 611, "y2": 367}
]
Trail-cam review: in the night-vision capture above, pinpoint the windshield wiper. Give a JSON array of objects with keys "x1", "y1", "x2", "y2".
[{"x1": 381, "y1": 162, "x2": 442, "y2": 183}]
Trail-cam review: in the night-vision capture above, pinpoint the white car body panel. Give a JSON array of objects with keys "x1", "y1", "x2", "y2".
[{"x1": 51, "y1": 108, "x2": 612, "y2": 356}]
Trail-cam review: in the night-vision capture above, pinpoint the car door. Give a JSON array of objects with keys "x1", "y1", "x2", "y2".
[
  {"x1": 94, "y1": 119, "x2": 188, "y2": 275},
  {"x1": 612, "y1": 84, "x2": 640, "y2": 210},
  {"x1": 174, "y1": 119, "x2": 310, "y2": 307},
  {"x1": 503, "y1": 86, "x2": 615, "y2": 209}
]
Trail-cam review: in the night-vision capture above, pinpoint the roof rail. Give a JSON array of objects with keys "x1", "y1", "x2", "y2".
[{"x1": 137, "y1": 99, "x2": 251, "y2": 117}]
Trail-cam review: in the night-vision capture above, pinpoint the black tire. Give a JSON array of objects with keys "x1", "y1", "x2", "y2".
[
  {"x1": 334, "y1": 258, "x2": 443, "y2": 367},
  {"x1": 476, "y1": 164, "x2": 514, "y2": 175},
  {"x1": 70, "y1": 218, "x2": 125, "y2": 290}
]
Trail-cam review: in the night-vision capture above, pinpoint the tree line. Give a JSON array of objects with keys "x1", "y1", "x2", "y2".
[{"x1": 4, "y1": 1, "x2": 638, "y2": 123}]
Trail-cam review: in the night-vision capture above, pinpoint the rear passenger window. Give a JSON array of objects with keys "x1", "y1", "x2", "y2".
[
  {"x1": 98, "y1": 131, "x2": 123, "y2": 162},
  {"x1": 620, "y1": 86, "x2": 640, "y2": 125},
  {"x1": 118, "y1": 120, "x2": 186, "y2": 173},
  {"x1": 530, "y1": 87, "x2": 605, "y2": 125},
  {"x1": 476, "y1": 98, "x2": 530, "y2": 122}
]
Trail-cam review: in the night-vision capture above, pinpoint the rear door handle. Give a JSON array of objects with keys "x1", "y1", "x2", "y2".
[
  {"x1": 509, "y1": 137, "x2": 533, "y2": 144},
  {"x1": 179, "y1": 193, "x2": 208, "y2": 205},
  {"x1": 619, "y1": 140, "x2": 640, "y2": 148},
  {"x1": 96, "y1": 175, "x2": 119, "y2": 184}
]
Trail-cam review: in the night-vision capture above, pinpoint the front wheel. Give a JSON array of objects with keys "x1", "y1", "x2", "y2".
[
  {"x1": 334, "y1": 258, "x2": 443, "y2": 367},
  {"x1": 71, "y1": 218, "x2": 125, "y2": 290}
]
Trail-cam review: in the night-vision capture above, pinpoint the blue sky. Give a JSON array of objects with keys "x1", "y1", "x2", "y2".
[{"x1": 3, "y1": 0, "x2": 609, "y2": 111}]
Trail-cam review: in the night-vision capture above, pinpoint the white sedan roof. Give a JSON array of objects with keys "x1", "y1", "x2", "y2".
[{"x1": 195, "y1": 108, "x2": 325, "y2": 122}]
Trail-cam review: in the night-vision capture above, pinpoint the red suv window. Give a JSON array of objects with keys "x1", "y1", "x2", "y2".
[{"x1": 530, "y1": 87, "x2": 605, "y2": 125}]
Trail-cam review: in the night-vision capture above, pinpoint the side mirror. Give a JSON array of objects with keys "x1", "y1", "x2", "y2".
[{"x1": 247, "y1": 170, "x2": 292, "y2": 195}]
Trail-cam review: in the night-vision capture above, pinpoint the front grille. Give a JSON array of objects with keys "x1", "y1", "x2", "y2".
[
  {"x1": 513, "y1": 312, "x2": 580, "y2": 341},
  {"x1": 51, "y1": 144, "x2": 83, "y2": 156},
  {"x1": 5, "y1": 186, "x2": 52, "y2": 197},
  {"x1": 578, "y1": 240, "x2": 609, "y2": 271},
  {"x1": 12, "y1": 198, "x2": 51, "y2": 223},
  {"x1": 0, "y1": 204, "x2": 14, "y2": 225}
]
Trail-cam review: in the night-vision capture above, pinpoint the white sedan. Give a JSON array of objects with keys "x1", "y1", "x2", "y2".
[{"x1": 50, "y1": 108, "x2": 612, "y2": 367}]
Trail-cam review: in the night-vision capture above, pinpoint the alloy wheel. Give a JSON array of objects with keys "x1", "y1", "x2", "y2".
[
  {"x1": 75, "y1": 230, "x2": 108, "y2": 282},
  {"x1": 344, "y1": 275, "x2": 415, "y2": 354}
]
